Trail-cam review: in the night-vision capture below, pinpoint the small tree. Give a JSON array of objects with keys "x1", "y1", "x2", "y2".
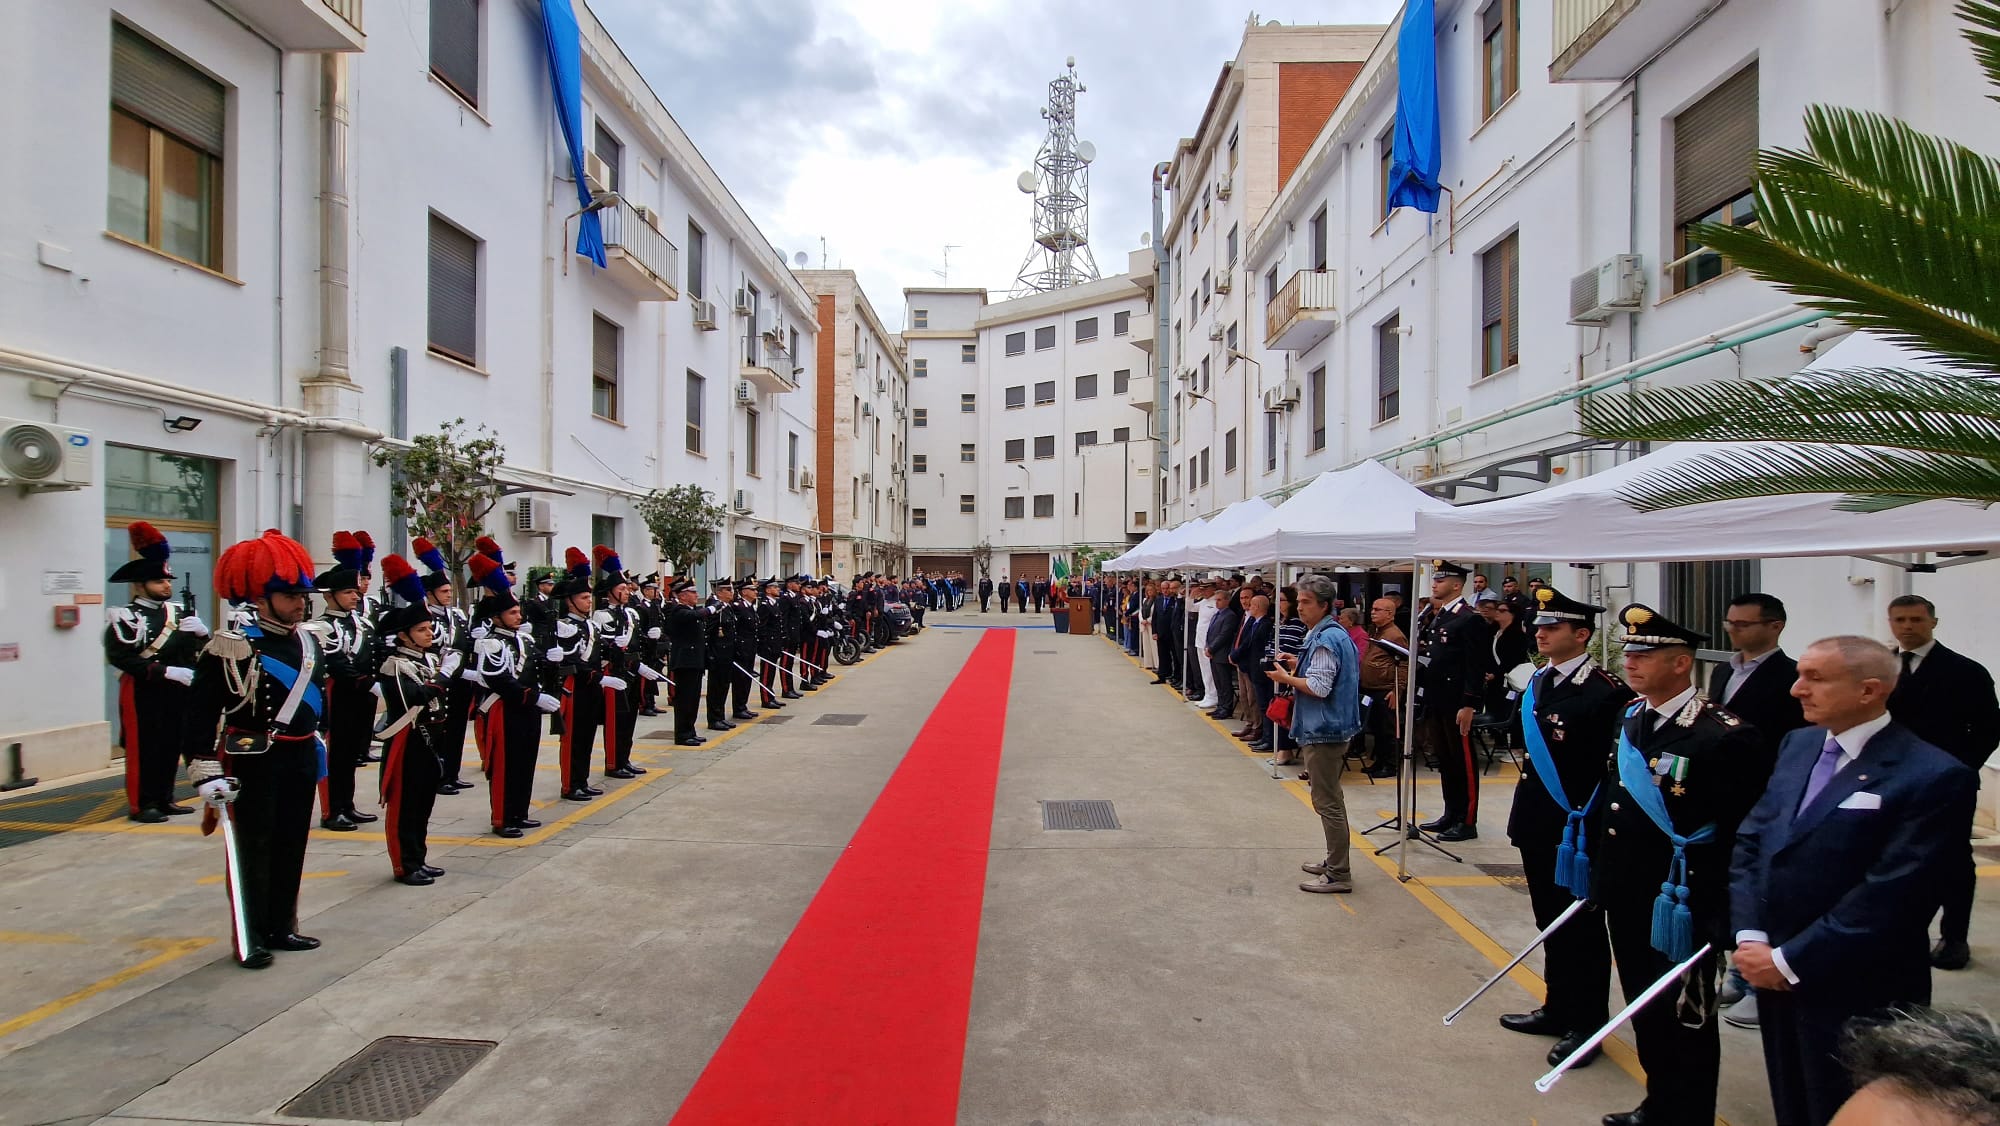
[
  {"x1": 636, "y1": 483, "x2": 727, "y2": 577},
  {"x1": 971, "y1": 539, "x2": 994, "y2": 581},
  {"x1": 371, "y1": 418, "x2": 506, "y2": 581}
]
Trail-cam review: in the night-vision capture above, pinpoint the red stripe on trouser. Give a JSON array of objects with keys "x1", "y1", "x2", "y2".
[
  {"x1": 1461, "y1": 732, "x2": 1479, "y2": 823},
  {"x1": 603, "y1": 685, "x2": 621, "y2": 770},
  {"x1": 559, "y1": 676, "x2": 575, "y2": 793},
  {"x1": 474, "y1": 711, "x2": 489, "y2": 773},
  {"x1": 120, "y1": 675, "x2": 141, "y2": 815},
  {"x1": 488, "y1": 700, "x2": 508, "y2": 827},
  {"x1": 382, "y1": 732, "x2": 405, "y2": 875},
  {"x1": 667, "y1": 630, "x2": 1018, "y2": 1125}
]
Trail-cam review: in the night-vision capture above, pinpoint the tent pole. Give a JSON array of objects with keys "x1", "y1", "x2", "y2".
[{"x1": 1399, "y1": 557, "x2": 1428, "y2": 881}]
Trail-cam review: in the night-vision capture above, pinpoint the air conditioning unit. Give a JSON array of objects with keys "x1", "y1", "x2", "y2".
[
  {"x1": 861, "y1": 402, "x2": 875, "y2": 417},
  {"x1": 860, "y1": 472, "x2": 872, "y2": 485},
  {"x1": 1275, "y1": 377, "x2": 1301, "y2": 406},
  {"x1": 1215, "y1": 269, "x2": 1233, "y2": 293},
  {"x1": 631, "y1": 205, "x2": 658, "y2": 229},
  {"x1": 1176, "y1": 367, "x2": 1197, "y2": 385},
  {"x1": 584, "y1": 152, "x2": 611, "y2": 193},
  {"x1": 735, "y1": 380, "x2": 755, "y2": 404},
  {"x1": 1207, "y1": 323, "x2": 1225, "y2": 341},
  {"x1": 798, "y1": 468, "x2": 815, "y2": 488},
  {"x1": 514, "y1": 496, "x2": 556, "y2": 537},
  {"x1": 732, "y1": 489, "x2": 754, "y2": 514},
  {"x1": 0, "y1": 418, "x2": 92, "y2": 491},
  {"x1": 1568, "y1": 254, "x2": 1645, "y2": 324},
  {"x1": 886, "y1": 486, "x2": 897, "y2": 503},
  {"x1": 874, "y1": 377, "x2": 886, "y2": 394},
  {"x1": 691, "y1": 298, "x2": 718, "y2": 331},
  {"x1": 1216, "y1": 174, "x2": 1233, "y2": 200},
  {"x1": 892, "y1": 403, "x2": 905, "y2": 419},
  {"x1": 733, "y1": 287, "x2": 755, "y2": 315}
]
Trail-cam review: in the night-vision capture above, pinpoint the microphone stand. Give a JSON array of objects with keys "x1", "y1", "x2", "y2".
[{"x1": 1362, "y1": 561, "x2": 1463, "y2": 876}]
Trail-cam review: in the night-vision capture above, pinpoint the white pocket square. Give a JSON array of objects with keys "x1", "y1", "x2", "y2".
[{"x1": 1838, "y1": 792, "x2": 1883, "y2": 810}]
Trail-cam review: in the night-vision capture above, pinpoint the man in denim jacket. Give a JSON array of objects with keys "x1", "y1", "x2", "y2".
[{"x1": 1268, "y1": 573, "x2": 1362, "y2": 894}]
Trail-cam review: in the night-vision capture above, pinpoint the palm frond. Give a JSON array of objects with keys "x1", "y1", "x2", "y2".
[
  {"x1": 1616, "y1": 445, "x2": 2000, "y2": 511},
  {"x1": 1958, "y1": 0, "x2": 2000, "y2": 101},
  {"x1": 1579, "y1": 367, "x2": 2000, "y2": 457}
]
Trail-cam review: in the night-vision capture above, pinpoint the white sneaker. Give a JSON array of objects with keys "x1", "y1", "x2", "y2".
[
  {"x1": 1721, "y1": 993, "x2": 1759, "y2": 1029},
  {"x1": 1192, "y1": 697, "x2": 1219, "y2": 709}
]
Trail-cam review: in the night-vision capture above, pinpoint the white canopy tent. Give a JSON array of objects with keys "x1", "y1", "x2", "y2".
[
  {"x1": 1190, "y1": 460, "x2": 1454, "y2": 568},
  {"x1": 1107, "y1": 515, "x2": 1209, "y2": 572},
  {"x1": 1101, "y1": 528, "x2": 1167, "y2": 572},
  {"x1": 1141, "y1": 496, "x2": 1274, "y2": 570}
]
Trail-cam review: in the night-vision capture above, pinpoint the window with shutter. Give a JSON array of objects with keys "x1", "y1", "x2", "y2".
[
  {"x1": 591, "y1": 314, "x2": 621, "y2": 420},
  {"x1": 108, "y1": 23, "x2": 226, "y2": 269},
  {"x1": 744, "y1": 408, "x2": 760, "y2": 476},
  {"x1": 1006, "y1": 439, "x2": 1025, "y2": 462},
  {"x1": 1480, "y1": 0, "x2": 1519, "y2": 121},
  {"x1": 1673, "y1": 63, "x2": 1760, "y2": 291},
  {"x1": 1035, "y1": 381, "x2": 1056, "y2": 405},
  {"x1": 1480, "y1": 233, "x2": 1519, "y2": 377},
  {"x1": 593, "y1": 122, "x2": 623, "y2": 193},
  {"x1": 1075, "y1": 317, "x2": 1098, "y2": 342},
  {"x1": 1075, "y1": 430, "x2": 1098, "y2": 452},
  {"x1": 1114, "y1": 311, "x2": 1131, "y2": 336},
  {"x1": 685, "y1": 221, "x2": 706, "y2": 299},
  {"x1": 912, "y1": 454, "x2": 927, "y2": 473},
  {"x1": 1074, "y1": 373, "x2": 1098, "y2": 399},
  {"x1": 961, "y1": 495, "x2": 976, "y2": 514},
  {"x1": 1113, "y1": 368, "x2": 1131, "y2": 394},
  {"x1": 1033, "y1": 494, "x2": 1055, "y2": 519},
  {"x1": 429, "y1": 0, "x2": 480, "y2": 106},
  {"x1": 1377, "y1": 316, "x2": 1402, "y2": 422},
  {"x1": 1035, "y1": 325, "x2": 1056, "y2": 351},
  {"x1": 1310, "y1": 364, "x2": 1328, "y2": 450},
  {"x1": 1034, "y1": 435, "x2": 1055, "y2": 460},
  {"x1": 428, "y1": 215, "x2": 480, "y2": 364},
  {"x1": 685, "y1": 371, "x2": 705, "y2": 453},
  {"x1": 1006, "y1": 385, "x2": 1026, "y2": 409},
  {"x1": 1005, "y1": 331, "x2": 1026, "y2": 356},
  {"x1": 1005, "y1": 497, "x2": 1024, "y2": 520}
]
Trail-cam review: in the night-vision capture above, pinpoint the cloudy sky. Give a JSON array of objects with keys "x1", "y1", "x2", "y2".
[{"x1": 590, "y1": 0, "x2": 1401, "y2": 329}]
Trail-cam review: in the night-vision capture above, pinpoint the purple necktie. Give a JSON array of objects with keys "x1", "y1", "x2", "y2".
[{"x1": 1799, "y1": 733, "x2": 1844, "y2": 811}]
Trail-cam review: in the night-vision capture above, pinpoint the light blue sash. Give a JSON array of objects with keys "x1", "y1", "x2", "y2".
[
  {"x1": 1615, "y1": 701, "x2": 1715, "y2": 961},
  {"x1": 1520, "y1": 671, "x2": 1598, "y2": 898}
]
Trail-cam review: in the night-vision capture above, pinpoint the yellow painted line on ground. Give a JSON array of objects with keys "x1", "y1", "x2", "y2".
[
  {"x1": 0, "y1": 937, "x2": 213, "y2": 1041},
  {"x1": 1413, "y1": 874, "x2": 1508, "y2": 888},
  {"x1": 1979, "y1": 864, "x2": 2000, "y2": 878},
  {"x1": 0, "y1": 931, "x2": 91, "y2": 945},
  {"x1": 198, "y1": 869, "x2": 347, "y2": 887}
]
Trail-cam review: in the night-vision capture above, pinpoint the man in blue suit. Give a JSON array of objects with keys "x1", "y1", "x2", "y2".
[{"x1": 1730, "y1": 635, "x2": 1978, "y2": 1126}]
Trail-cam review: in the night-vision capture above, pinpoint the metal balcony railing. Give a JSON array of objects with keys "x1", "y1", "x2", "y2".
[
  {"x1": 323, "y1": 0, "x2": 362, "y2": 33},
  {"x1": 1552, "y1": 0, "x2": 1618, "y2": 59},
  {"x1": 1264, "y1": 269, "x2": 1338, "y2": 348},
  {"x1": 597, "y1": 199, "x2": 681, "y2": 300}
]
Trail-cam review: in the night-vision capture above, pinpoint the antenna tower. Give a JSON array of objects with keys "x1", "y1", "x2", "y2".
[{"x1": 1012, "y1": 57, "x2": 1100, "y2": 295}]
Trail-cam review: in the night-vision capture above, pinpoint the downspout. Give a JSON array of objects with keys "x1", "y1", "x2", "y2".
[
  {"x1": 300, "y1": 52, "x2": 357, "y2": 556},
  {"x1": 1151, "y1": 163, "x2": 1172, "y2": 529}
]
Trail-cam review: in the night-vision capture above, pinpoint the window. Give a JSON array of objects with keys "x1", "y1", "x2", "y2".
[
  {"x1": 1224, "y1": 428, "x2": 1238, "y2": 473},
  {"x1": 1033, "y1": 494, "x2": 1055, "y2": 519},
  {"x1": 1006, "y1": 385, "x2": 1026, "y2": 409},
  {"x1": 1264, "y1": 410, "x2": 1278, "y2": 473},
  {"x1": 591, "y1": 515, "x2": 621, "y2": 558},
  {"x1": 912, "y1": 453, "x2": 927, "y2": 474},
  {"x1": 961, "y1": 344, "x2": 977, "y2": 363},
  {"x1": 1228, "y1": 126, "x2": 1239, "y2": 171},
  {"x1": 429, "y1": 0, "x2": 480, "y2": 105},
  {"x1": 1174, "y1": 250, "x2": 1183, "y2": 294},
  {"x1": 1480, "y1": 233, "x2": 1520, "y2": 376},
  {"x1": 852, "y1": 396, "x2": 861, "y2": 438},
  {"x1": 1225, "y1": 323, "x2": 1238, "y2": 355},
  {"x1": 1005, "y1": 331, "x2": 1027, "y2": 356},
  {"x1": 1199, "y1": 447, "x2": 1211, "y2": 485},
  {"x1": 1075, "y1": 430, "x2": 1098, "y2": 452},
  {"x1": 790, "y1": 326, "x2": 800, "y2": 365},
  {"x1": 1113, "y1": 368, "x2": 1131, "y2": 394},
  {"x1": 1201, "y1": 270, "x2": 1212, "y2": 310},
  {"x1": 852, "y1": 479, "x2": 859, "y2": 518},
  {"x1": 1113, "y1": 426, "x2": 1131, "y2": 443},
  {"x1": 685, "y1": 221, "x2": 705, "y2": 299},
  {"x1": 1006, "y1": 438, "x2": 1025, "y2": 462},
  {"x1": 913, "y1": 508, "x2": 928, "y2": 527},
  {"x1": 1134, "y1": 510, "x2": 1149, "y2": 528},
  {"x1": 913, "y1": 358, "x2": 927, "y2": 378},
  {"x1": 427, "y1": 215, "x2": 479, "y2": 364},
  {"x1": 1481, "y1": 0, "x2": 1520, "y2": 120},
  {"x1": 1004, "y1": 496, "x2": 1025, "y2": 520},
  {"x1": 960, "y1": 494, "x2": 976, "y2": 514},
  {"x1": 1034, "y1": 435, "x2": 1055, "y2": 460},
  {"x1": 1265, "y1": 266, "x2": 1279, "y2": 305},
  {"x1": 1663, "y1": 559, "x2": 1760, "y2": 646},
  {"x1": 1309, "y1": 364, "x2": 1328, "y2": 451},
  {"x1": 1076, "y1": 317, "x2": 1098, "y2": 342},
  {"x1": 108, "y1": 24, "x2": 225, "y2": 270},
  {"x1": 1114, "y1": 310, "x2": 1131, "y2": 336},
  {"x1": 743, "y1": 282, "x2": 762, "y2": 366},
  {"x1": 685, "y1": 371, "x2": 705, "y2": 452},
  {"x1": 1034, "y1": 380, "x2": 1056, "y2": 405},
  {"x1": 592, "y1": 121, "x2": 623, "y2": 193},
  {"x1": 1188, "y1": 456, "x2": 1198, "y2": 488},
  {"x1": 787, "y1": 431, "x2": 800, "y2": 490},
  {"x1": 1173, "y1": 320, "x2": 1182, "y2": 365},
  {"x1": 591, "y1": 314, "x2": 621, "y2": 421},
  {"x1": 913, "y1": 407, "x2": 928, "y2": 428},
  {"x1": 1378, "y1": 127, "x2": 1395, "y2": 218},
  {"x1": 960, "y1": 443, "x2": 975, "y2": 463},
  {"x1": 961, "y1": 392, "x2": 977, "y2": 413},
  {"x1": 743, "y1": 408, "x2": 760, "y2": 476},
  {"x1": 1226, "y1": 224, "x2": 1238, "y2": 266},
  {"x1": 1377, "y1": 316, "x2": 1402, "y2": 422},
  {"x1": 1674, "y1": 63, "x2": 1760, "y2": 291},
  {"x1": 1075, "y1": 373, "x2": 1098, "y2": 399},
  {"x1": 912, "y1": 308, "x2": 929, "y2": 329},
  {"x1": 1199, "y1": 356, "x2": 1210, "y2": 393},
  {"x1": 1309, "y1": 206, "x2": 1329, "y2": 271},
  {"x1": 1201, "y1": 187, "x2": 1211, "y2": 227},
  {"x1": 1035, "y1": 325, "x2": 1056, "y2": 351}
]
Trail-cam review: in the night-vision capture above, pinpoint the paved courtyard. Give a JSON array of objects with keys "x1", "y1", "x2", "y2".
[{"x1": 2, "y1": 619, "x2": 1996, "y2": 1126}]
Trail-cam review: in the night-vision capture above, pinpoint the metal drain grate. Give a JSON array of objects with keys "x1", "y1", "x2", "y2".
[
  {"x1": 1475, "y1": 862, "x2": 1530, "y2": 893},
  {"x1": 281, "y1": 1036, "x2": 495, "y2": 1121},
  {"x1": 1040, "y1": 799, "x2": 1121, "y2": 831},
  {"x1": 812, "y1": 714, "x2": 867, "y2": 726}
]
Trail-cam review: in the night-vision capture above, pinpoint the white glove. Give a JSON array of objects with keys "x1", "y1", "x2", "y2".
[
  {"x1": 177, "y1": 615, "x2": 210, "y2": 637},
  {"x1": 197, "y1": 776, "x2": 240, "y2": 806},
  {"x1": 545, "y1": 647, "x2": 565, "y2": 662},
  {"x1": 646, "y1": 627, "x2": 662, "y2": 639},
  {"x1": 461, "y1": 669, "x2": 486, "y2": 685},
  {"x1": 638, "y1": 665, "x2": 667, "y2": 682},
  {"x1": 442, "y1": 651, "x2": 463, "y2": 677},
  {"x1": 599, "y1": 676, "x2": 628, "y2": 691},
  {"x1": 161, "y1": 665, "x2": 195, "y2": 686},
  {"x1": 536, "y1": 693, "x2": 561, "y2": 713},
  {"x1": 555, "y1": 619, "x2": 579, "y2": 639},
  {"x1": 187, "y1": 757, "x2": 225, "y2": 784},
  {"x1": 370, "y1": 681, "x2": 385, "y2": 699}
]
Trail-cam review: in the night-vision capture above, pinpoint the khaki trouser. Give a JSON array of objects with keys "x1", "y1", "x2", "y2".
[{"x1": 1301, "y1": 740, "x2": 1354, "y2": 883}]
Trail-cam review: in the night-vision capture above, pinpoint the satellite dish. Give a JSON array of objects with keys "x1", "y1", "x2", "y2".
[
  {"x1": 1140, "y1": 232, "x2": 1151, "y2": 247},
  {"x1": 793, "y1": 251, "x2": 809, "y2": 268},
  {"x1": 1075, "y1": 140, "x2": 1097, "y2": 164},
  {"x1": 1066, "y1": 55, "x2": 1076, "y2": 68},
  {"x1": 1016, "y1": 170, "x2": 1038, "y2": 193}
]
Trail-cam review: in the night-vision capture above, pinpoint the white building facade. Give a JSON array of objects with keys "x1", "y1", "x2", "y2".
[
  {"x1": 796, "y1": 270, "x2": 909, "y2": 580},
  {"x1": 0, "y1": 0, "x2": 817, "y2": 785}
]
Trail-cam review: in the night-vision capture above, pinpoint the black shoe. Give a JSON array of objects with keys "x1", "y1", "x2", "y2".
[
  {"x1": 1603, "y1": 1107, "x2": 1650, "y2": 1126},
  {"x1": 782, "y1": 691, "x2": 803, "y2": 699},
  {"x1": 239, "y1": 948, "x2": 274, "y2": 969},
  {"x1": 606, "y1": 767, "x2": 637, "y2": 779},
  {"x1": 436, "y1": 782, "x2": 461, "y2": 795},
  {"x1": 626, "y1": 764, "x2": 648, "y2": 774},
  {"x1": 395, "y1": 871, "x2": 436, "y2": 886},
  {"x1": 263, "y1": 932, "x2": 321, "y2": 952},
  {"x1": 1499, "y1": 1008, "x2": 1563, "y2": 1037},
  {"x1": 162, "y1": 802, "x2": 195, "y2": 815},
  {"x1": 677, "y1": 735, "x2": 704, "y2": 747},
  {"x1": 508, "y1": 817, "x2": 542, "y2": 829},
  {"x1": 708, "y1": 722, "x2": 733, "y2": 732},
  {"x1": 1437, "y1": 824, "x2": 1479, "y2": 842},
  {"x1": 1933, "y1": 937, "x2": 1973, "y2": 970},
  {"x1": 1150, "y1": 677, "x2": 1169, "y2": 684},
  {"x1": 1367, "y1": 764, "x2": 1400, "y2": 778},
  {"x1": 444, "y1": 779, "x2": 473, "y2": 791},
  {"x1": 344, "y1": 808, "x2": 379, "y2": 824},
  {"x1": 320, "y1": 813, "x2": 358, "y2": 832},
  {"x1": 639, "y1": 707, "x2": 661, "y2": 717},
  {"x1": 420, "y1": 865, "x2": 446, "y2": 878},
  {"x1": 562, "y1": 789, "x2": 594, "y2": 802},
  {"x1": 129, "y1": 808, "x2": 169, "y2": 824},
  {"x1": 1549, "y1": 1031, "x2": 1600, "y2": 1069},
  {"x1": 493, "y1": 825, "x2": 525, "y2": 838},
  {"x1": 1248, "y1": 741, "x2": 1272, "y2": 752},
  {"x1": 583, "y1": 784, "x2": 603, "y2": 795},
  {"x1": 1419, "y1": 816, "x2": 1453, "y2": 832},
  {"x1": 733, "y1": 710, "x2": 758, "y2": 721}
]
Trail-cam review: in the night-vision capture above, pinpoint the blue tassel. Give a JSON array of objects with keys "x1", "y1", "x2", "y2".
[
  {"x1": 1555, "y1": 837, "x2": 1576, "y2": 890},
  {"x1": 1651, "y1": 883, "x2": 1676, "y2": 952},
  {"x1": 1669, "y1": 891, "x2": 1695, "y2": 962},
  {"x1": 1569, "y1": 850, "x2": 1591, "y2": 900}
]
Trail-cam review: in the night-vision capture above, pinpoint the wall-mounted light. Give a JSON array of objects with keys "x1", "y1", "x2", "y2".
[{"x1": 162, "y1": 415, "x2": 203, "y2": 433}]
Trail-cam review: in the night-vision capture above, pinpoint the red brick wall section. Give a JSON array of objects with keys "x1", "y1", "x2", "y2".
[
  {"x1": 815, "y1": 293, "x2": 836, "y2": 535},
  {"x1": 1277, "y1": 62, "x2": 1363, "y2": 194}
]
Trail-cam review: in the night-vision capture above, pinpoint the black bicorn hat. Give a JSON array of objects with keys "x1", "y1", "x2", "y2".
[
  {"x1": 1616, "y1": 603, "x2": 1706, "y2": 652},
  {"x1": 110, "y1": 521, "x2": 174, "y2": 584},
  {"x1": 1531, "y1": 586, "x2": 1605, "y2": 627}
]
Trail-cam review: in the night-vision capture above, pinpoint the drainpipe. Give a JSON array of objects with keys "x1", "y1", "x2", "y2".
[
  {"x1": 300, "y1": 53, "x2": 361, "y2": 558},
  {"x1": 1151, "y1": 163, "x2": 1172, "y2": 530}
]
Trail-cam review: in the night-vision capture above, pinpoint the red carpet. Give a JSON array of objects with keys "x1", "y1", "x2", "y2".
[{"x1": 668, "y1": 630, "x2": 1018, "y2": 1125}]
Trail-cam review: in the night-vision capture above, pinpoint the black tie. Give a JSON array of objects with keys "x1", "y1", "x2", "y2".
[{"x1": 1902, "y1": 650, "x2": 1916, "y2": 677}]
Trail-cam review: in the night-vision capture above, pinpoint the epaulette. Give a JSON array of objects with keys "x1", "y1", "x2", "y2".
[
  {"x1": 300, "y1": 620, "x2": 333, "y2": 639},
  {"x1": 203, "y1": 629, "x2": 254, "y2": 662},
  {"x1": 1707, "y1": 702, "x2": 1744, "y2": 727}
]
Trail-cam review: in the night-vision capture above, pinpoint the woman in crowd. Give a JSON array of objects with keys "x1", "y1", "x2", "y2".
[
  {"x1": 1485, "y1": 598, "x2": 1533, "y2": 748},
  {"x1": 1338, "y1": 606, "x2": 1370, "y2": 655},
  {"x1": 1139, "y1": 579, "x2": 1159, "y2": 671},
  {"x1": 1262, "y1": 586, "x2": 1308, "y2": 764}
]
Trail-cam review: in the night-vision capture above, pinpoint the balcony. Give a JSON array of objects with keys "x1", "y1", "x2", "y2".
[
  {"x1": 1265, "y1": 269, "x2": 1338, "y2": 353},
  {"x1": 1127, "y1": 372, "x2": 1156, "y2": 412},
  {"x1": 740, "y1": 332, "x2": 797, "y2": 397},
  {"x1": 597, "y1": 199, "x2": 680, "y2": 302},
  {"x1": 1128, "y1": 247, "x2": 1159, "y2": 289},
  {"x1": 1551, "y1": 0, "x2": 1716, "y2": 82},
  {"x1": 1128, "y1": 314, "x2": 1155, "y2": 353},
  {"x1": 214, "y1": 0, "x2": 365, "y2": 51}
]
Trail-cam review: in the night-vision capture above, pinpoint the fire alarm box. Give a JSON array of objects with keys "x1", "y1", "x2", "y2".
[{"x1": 53, "y1": 605, "x2": 80, "y2": 630}]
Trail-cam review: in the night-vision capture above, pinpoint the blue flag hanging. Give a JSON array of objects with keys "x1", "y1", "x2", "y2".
[
  {"x1": 1388, "y1": 0, "x2": 1443, "y2": 215},
  {"x1": 540, "y1": 0, "x2": 607, "y2": 268}
]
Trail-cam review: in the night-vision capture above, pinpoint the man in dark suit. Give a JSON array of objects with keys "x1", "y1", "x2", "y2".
[
  {"x1": 1885, "y1": 594, "x2": 1999, "y2": 972},
  {"x1": 978, "y1": 576, "x2": 993, "y2": 612},
  {"x1": 997, "y1": 574, "x2": 1011, "y2": 613},
  {"x1": 1414, "y1": 561, "x2": 1491, "y2": 842},
  {"x1": 1231, "y1": 592, "x2": 1274, "y2": 746},
  {"x1": 1732, "y1": 635, "x2": 1979, "y2": 1126},
  {"x1": 1206, "y1": 587, "x2": 1242, "y2": 719},
  {"x1": 1152, "y1": 579, "x2": 1183, "y2": 686}
]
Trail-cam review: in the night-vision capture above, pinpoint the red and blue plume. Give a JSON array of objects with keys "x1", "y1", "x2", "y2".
[
  {"x1": 354, "y1": 530, "x2": 377, "y2": 569},
  {"x1": 564, "y1": 546, "x2": 592, "y2": 582},
  {"x1": 216, "y1": 529, "x2": 314, "y2": 600},
  {"x1": 593, "y1": 544, "x2": 623, "y2": 577},
  {"x1": 413, "y1": 535, "x2": 448, "y2": 575},
  {"x1": 127, "y1": 521, "x2": 171, "y2": 564},
  {"x1": 469, "y1": 553, "x2": 512, "y2": 597},
  {"x1": 331, "y1": 530, "x2": 364, "y2": 570},
  {"x1": 381, "y1": 553, "x2": 427, "y2": 606},
  {"x1": 475, "y1": 536, "x2": 505, "y2": 566}
]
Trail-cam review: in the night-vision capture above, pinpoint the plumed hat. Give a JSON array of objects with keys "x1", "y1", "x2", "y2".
[
  {"x1": 378, "y1": 554, "x2": 434, "y2": 636},
  {"x1": 110, "y1": 521, "x2": 174, "y2": 583},
  {"x1": 554, "y1": 547, "x2": 594, "y2": 599},
  {"x1": 354, "y1": 531, "x2": 378, "y2": 577},
  {"x1": 593, "y1": 545, "x2": 625, "y2": 596},
  {"x1": 331, "y1": 531, "x2": 365, "y2": 572},
  {"x1": 468, "y1": 553, "x2": 519, "y2": 620},
  {"x1": 475, "y1": 535, "x2": 505, "y2": 567},
  {"x1": 413, "y1": 536, "x2": 452, "y2": 591},
  {"x1": 215, "y1": 529, "x2": 316, "y2": 600}
]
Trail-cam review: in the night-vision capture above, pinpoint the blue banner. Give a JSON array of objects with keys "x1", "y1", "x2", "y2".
[
  {"x1": 1388, "y1": 0, "x2": 1442, "y2": 214},
  {"x1": 541, "y1": 0, "x2": 606, "y2": 267}
]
